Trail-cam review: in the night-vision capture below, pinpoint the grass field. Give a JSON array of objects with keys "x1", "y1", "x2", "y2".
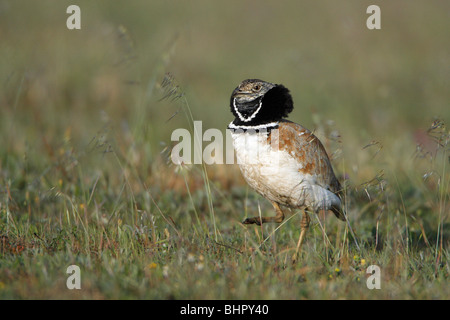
[{"x1": 0, "y1": 1, "x2": 449, "y2": 299}]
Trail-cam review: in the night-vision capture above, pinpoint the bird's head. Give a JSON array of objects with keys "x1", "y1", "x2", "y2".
[{"x1": 230, "y1": 79, "x2": 293, "y2": 126}]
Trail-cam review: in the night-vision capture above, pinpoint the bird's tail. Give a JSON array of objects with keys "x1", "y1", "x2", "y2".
[
  {"x1": 331, "y1": 180, "x2": 346, "y2": 221},
  {"x1": 331, "y1": 206, "x2": 346, "y2": 221},
  {"x1": 331, "y1": 183, "x2": 361, "y2": 251}
]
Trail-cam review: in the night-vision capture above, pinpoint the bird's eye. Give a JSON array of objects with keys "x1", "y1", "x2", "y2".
[{"x1": 253, "y1": 84, "x2": 261, "y2": 92}]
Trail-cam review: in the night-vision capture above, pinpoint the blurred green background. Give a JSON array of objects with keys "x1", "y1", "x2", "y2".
[{"x1": 1, "y1": 0, "x2": 448, "y2": 154}]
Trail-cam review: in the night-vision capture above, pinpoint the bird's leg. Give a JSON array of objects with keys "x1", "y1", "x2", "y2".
[
  {"x1": 292, "y1": 210, "x2": 311, "y2": 263},
  {"x1": 242, "y1": 201, "x2": 285, "y2": 226}
]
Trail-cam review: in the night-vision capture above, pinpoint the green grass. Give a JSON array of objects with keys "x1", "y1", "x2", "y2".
[{"x1": 0, "y1": 1, "x2": 449, "y2": 299}]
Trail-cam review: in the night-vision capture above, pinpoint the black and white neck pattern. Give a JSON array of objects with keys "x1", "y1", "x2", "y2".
[
  {"x1": 229, "y1": 84, "x2": 294, "y2": 130},
  {"x1": 232, "y1": 96, "x2": 264, "y2": 123},
  {"x1": 227, "y1": 120, "x2": 279, "y2": 134}
]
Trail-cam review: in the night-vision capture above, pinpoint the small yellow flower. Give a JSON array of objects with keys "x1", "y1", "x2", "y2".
[
  {"x1": 148, "y1": 262, "x2": 157, "y2": 269},
  {"x1": 79, "y1": 203, "x2": 85, "y2": 210},
  {"x1": 335, "y1": 267, "x2": 341, "y2": 273},
  {"x1": 361, "y1": 259, "x2": 366, "y2": 266}
]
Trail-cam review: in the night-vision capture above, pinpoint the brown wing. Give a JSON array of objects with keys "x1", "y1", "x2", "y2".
[{"x1": 269, "y1": 120, "x2": 345, "y2": 220}]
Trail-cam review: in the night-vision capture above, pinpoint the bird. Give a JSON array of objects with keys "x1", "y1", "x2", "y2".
[{"x1": 227, "y1": 79, "x2": 346, "y2": 262}]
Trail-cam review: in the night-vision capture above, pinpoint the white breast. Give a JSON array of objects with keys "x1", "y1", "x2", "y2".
[{"x1": 230, "y1": 131, "x2": 340, "y2": 212}]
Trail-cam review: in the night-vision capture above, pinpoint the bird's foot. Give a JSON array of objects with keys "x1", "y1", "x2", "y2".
[{"x1": 242, "y1": 217, "x2": 262, "y2": 226}]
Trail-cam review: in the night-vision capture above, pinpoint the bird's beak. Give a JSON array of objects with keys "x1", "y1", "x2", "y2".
[{"x1": 232, "y1": 89, "x2": 251, "y2": 99}]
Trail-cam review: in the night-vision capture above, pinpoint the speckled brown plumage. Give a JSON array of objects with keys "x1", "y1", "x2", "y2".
[{"x1": 269, "y1": 119, "x2": 344, "y2": 220}]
